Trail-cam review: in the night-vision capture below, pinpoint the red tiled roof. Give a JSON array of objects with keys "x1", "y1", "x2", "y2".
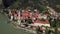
[{"x1": 20, "y1": 11, "x2": 50, "y2": 24}]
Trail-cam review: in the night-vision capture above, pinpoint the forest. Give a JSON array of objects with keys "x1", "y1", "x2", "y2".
[{"x1": 1, "y1": 0, "x2": 60, "y2": 12}]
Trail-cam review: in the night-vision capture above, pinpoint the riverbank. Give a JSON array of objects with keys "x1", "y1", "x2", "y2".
[{"x1": 0, "y1": 13, "x2": 31, "y2": 34}]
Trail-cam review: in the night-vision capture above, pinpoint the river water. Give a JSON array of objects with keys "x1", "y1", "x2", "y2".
[{"x1": 0, "y1": 13, "x2": 31, "y2": 34}]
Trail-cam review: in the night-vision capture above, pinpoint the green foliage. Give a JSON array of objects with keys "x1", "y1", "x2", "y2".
[
  {"x1": 10, "y1": 2, "x2": 20, "y2": 9},
  {"x1": 8, "y1": 0, "x2": 60, "y2": 12},
  {"x1": 0, "y1": 4, "x2": 2, "y2": 9},
  {"x1": 40, "y1": 18, "x2": 46, "y2": 22},
  {"x1": 56, "y1": 5, "x2": 60, "y2": 8}
]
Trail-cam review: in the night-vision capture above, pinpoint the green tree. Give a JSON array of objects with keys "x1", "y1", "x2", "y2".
[{"x1": 10, "y1": 2, "x2": 20, "y2": 9}]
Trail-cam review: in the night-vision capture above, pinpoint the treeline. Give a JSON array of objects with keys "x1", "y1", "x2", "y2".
[
  {"x1": 2, "y1": 0, "x2": 16, "y2": 8},
  {"x1": 2, "y1": 0, "x2": 60, "y2": 12}
]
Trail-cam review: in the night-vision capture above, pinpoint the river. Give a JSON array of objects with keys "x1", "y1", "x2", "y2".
[{"x1": 0, "y1": 13, "x2": 31, "y2": 34}]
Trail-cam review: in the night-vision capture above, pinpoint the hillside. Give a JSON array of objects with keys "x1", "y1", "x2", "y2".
[{"x1": 0, "y1": 0, "x2": 60, "y2": 12}]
